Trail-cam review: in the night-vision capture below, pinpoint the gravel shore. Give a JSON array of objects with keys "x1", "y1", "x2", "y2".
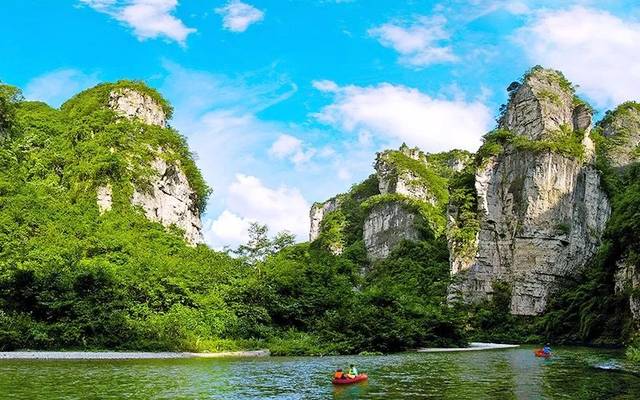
[
  {"x1": 417, "y1": 342, "x2": 520, "y2": 353},
  {"x1": 0, "y1": 349, "x2": 271, "y2": 360}
]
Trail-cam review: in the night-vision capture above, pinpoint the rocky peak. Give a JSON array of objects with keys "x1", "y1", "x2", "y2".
[
  {"x1": 375, "y1": 146, "x2": 439, "y2": 205},
  {"x1": 108, "y1": 88, "x2": 167, "y2": 127},
  {"x1": 450, "y1": 67, "x2": 610, "y2": 316},
  {"x1": 500, "y1": 67, "x2": 590, "y2": 140},
  {"x1": 398, "y1": 142, "x2": 428, "y2": 162},
  {"x1": 75, "y1": 83, "x2": 205, "y2": 246}
]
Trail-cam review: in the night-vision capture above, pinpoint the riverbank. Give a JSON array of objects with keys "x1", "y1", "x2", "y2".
[
  {"x1": 417, "y1": 342, "x2": 519, "y2": 353},
  {"x1": 0, "y1": 343, "x2": 520, "y2": 359},
  {"x1": 0, "y1": 349, "x2": 271, "y2": 360}
]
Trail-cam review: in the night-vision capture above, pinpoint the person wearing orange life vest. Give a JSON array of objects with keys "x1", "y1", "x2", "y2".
[{"x1": 334, "y1": 368, "x2": 345, "y2": 379}]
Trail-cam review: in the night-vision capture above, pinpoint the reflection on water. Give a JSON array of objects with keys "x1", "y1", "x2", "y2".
[{"x1": 1, "y1": 347, "x2": 639, "y2": 399}]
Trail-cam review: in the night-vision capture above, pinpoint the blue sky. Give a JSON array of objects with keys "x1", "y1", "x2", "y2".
[{"x1": 2, "y1": 0, "x2": 640, "y2": 248}]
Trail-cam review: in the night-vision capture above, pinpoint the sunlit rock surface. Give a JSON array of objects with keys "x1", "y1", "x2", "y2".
[
  {"x1": 109, "y1": 88, "x2": 167, "y2": 127},
  {"x1": 450, "y1": 68, "x2": 610, "y2": 315}
]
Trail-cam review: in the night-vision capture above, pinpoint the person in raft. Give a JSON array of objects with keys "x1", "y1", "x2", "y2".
[
  {"x1": 542, "y1": 343, "x2": 552, "y2": 355},
  {"x1": 334, "y1": 368, "x2": 345, "y2": 379},
  {"x1": 346, "y1": 364, "x2": 359, "y2": 378}
]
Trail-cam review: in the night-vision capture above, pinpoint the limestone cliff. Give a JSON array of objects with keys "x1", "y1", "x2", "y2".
[
  {"x1": 362, "y1": 145, "x2": 451, "y2": 260},
  {"x1": 449, "y1": 67, "x2": 610, "y2": 315},
  {"x1": 310, "y1": 145, "x2": 468, "y2": 261},
  {"x1": 363, "y1": 201, "x2": 421, "y2": 260},
  {"x1": 131, "y1": 158, "x2": 204, "y2": 245},
  {"x1": 82, "y1": 83, "x2": 205, "y2": 245},
  {"x1": 309, "y1": 197, "x2": 341, "y2": 242},
  {"x1": 375, "y1": 144, "x2": 441, "y2": 205}
]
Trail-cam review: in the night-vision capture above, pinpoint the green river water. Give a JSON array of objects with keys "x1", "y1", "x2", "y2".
[{"x1": 1, "y1": 346, "x2": 639, "y2": 399}]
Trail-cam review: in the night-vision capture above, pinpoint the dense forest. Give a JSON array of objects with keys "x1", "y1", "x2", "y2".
[{"x1": 0, "y1": 77, "x2": 638, "y2": 360}]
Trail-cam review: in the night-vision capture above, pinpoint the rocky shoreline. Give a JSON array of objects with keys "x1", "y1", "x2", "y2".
[{"x1": 0, "y1": 349, "x2": 271, "y2": 360}]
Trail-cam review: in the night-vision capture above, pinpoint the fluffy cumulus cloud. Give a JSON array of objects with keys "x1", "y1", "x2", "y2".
[
  {"x1": 24, "y1": 69, "x2": 99, "y2": 107},
  {"x1": 313, "y1": 80, "x2": 492, "y2": 152},
  {"x1": 215, "y1": 0, "x2": 264, "y2": 33},
  {"x1": 368, "y1": 16, "x2": 457, "y2": 67},
  {"x1": 268, "y1": 134, "x2": 316, "y2": 166},
  {"x1": 516, "y1": 6, "x2": 640, "y2": 108},
  {"x1": 80, "y1": 0, "x2": 195, "y2": 44},
  {"x1": 205, "y1": 174, "x2": 310, "y2": 249}
]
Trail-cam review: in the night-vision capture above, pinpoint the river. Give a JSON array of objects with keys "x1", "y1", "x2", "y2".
[{"x1": 1, "y1": 346, "x2": 639, "y2": 399}]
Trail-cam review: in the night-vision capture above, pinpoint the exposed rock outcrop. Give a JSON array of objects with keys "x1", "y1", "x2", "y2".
[
  {"x1": 95, "y1": 87, "x2": 204, "y2": 245},
  {"x1": 132, "y1": 158, "x2": 204, "y2": 246},
  {"x1": 451, "y1": 152, "x2": 609, "y2": 314},
  {"x1": 96, "y1": 184, "x2": 113, "y2": 214},
  {"x1": 363, "y1": 202, "x2": 421, "y2": 260},
  {"x1": 375, "y1": 145, "x2": 438, "y2": 205},
  {"x1": 500, "y1": 67, "x2": 580, "y2": 140},
  {"x1": 309, "y1": 197, "x2": 341, "y2": 242},
  {"x1": 450, "y1": 67, "x2": 610, "y2": 315},
  {"x1": 109, "y1": 88, "x2": 167, "y2": 127},
  {"x1": 310, "y1": 145, "x2": 455, "y2": 261}
]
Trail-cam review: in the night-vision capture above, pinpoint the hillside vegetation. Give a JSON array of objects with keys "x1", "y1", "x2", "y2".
[{"x1": 1, "y1": 74, "x2": 639, "y2": 360}]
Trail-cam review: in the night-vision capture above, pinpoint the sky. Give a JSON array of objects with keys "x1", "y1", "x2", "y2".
[{"x1": 1, "y1": 0, "x2": 640, "y2": 249}]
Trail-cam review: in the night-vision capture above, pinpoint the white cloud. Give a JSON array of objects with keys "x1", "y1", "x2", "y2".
[
  {"x1": 368, "y1": 16, "x2": 458, "y2": 67},
  {"x1": 206, "y1": 210, "x2": 251, "y2": 247},
  {"x1": 215, "y1": 0, "x2": 264, "y2": 33},
  {"x1": 24, "y1": 69, "x2": 100, "y2": 107},
  {"x1": 268, "y1": 134, "x2": 316, "y2": 166},
  {"x1": 269, "y1": 134, "x2": 302, "y2": 158},
  {"x1": 205, "y1": 174, "x2": 310, "y2": 249},
  {"x1": 516, "y1": 6, "x2": 640, "y2": 108},
  {"x1": 80, "y1": 0, "x2": 195, "y2": 44},
  {"x1": 312, "y1": 79, "x2": 339, "y2": 92},
  {"x1": 313, "y1": 81, "x2": 492, "y2": 152}
]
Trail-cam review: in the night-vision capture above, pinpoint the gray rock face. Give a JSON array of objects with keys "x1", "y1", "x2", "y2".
[
  {"x1": 500, "y1": 68, "x2": 578, "y2": 140},
  {"x1": 446, "y1": 156, "x2": 468, "y2": 173},
  {"x1": 132, "y1": 158, "x2": 204, "y2": 246},
  {"x1": 309, "y1": 145, "x2": 440, "y2": 260},
  {"x1": 100, "y1": 87, "x2": 204, "y2": 245},
  {"x1": 573, "y1": 104, "x2": 592, "y2": 133},
  {"x1": 109, "y1": 88, "x2": 167, "y2": 127},
  {"x1": 451, "y1": 152, "x2": 609, "y2": 315},
  {"x1": 363, "y1": 202, "x2": 420, "y2": 260},
  {"x1": 375, "y1": 145, "x2": 437, "y2": 204},
  {"x1": 309, "y1": 197, "x2": 341, "y2": 242},
  {"x1": 450, "y1": 67, "x2": 610, "y2": 315}
]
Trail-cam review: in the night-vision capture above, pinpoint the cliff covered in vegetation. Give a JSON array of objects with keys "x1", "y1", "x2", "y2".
[
  {"x1": 1, "y1": 66, "x2": 639, "y2": 358},
  {"x1": 310, "y1": 66, "x2": 640, "y2": 357}
]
